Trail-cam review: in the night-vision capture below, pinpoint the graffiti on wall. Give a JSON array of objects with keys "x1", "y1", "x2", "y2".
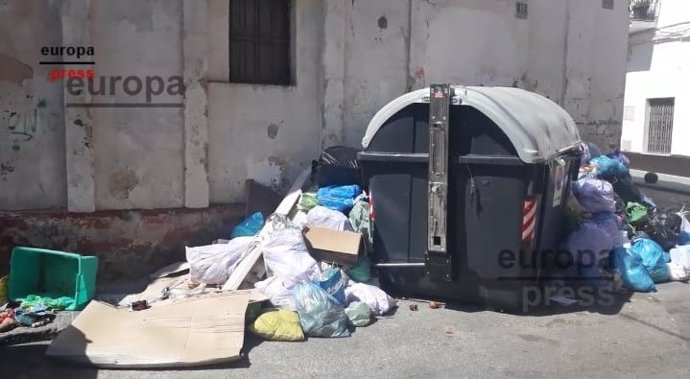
[{"x1": 2, "y1": 99, "x2": 46, "y2": 151}]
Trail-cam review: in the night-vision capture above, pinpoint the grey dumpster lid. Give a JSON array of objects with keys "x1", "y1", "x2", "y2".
[{"x1": 362, "y1": 86, "x2": 581, "y2": 163}]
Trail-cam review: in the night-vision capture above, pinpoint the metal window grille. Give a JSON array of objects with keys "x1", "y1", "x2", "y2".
[
  {"x1": 646, "y1": 98, "x2": 674, "y2": 154},
  {"x1": 515, "y1": 2, "x2": 528, "y2": 19},
  {"x1": 229, "y1": 0, "x2": 291, "y2": 85}
]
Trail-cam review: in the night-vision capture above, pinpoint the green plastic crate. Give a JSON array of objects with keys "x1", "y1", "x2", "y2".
[{"x1": 9, "y1": 247, "x2": 98, "y2": 311}]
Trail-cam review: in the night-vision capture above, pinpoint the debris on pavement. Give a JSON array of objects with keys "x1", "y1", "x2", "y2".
[
  {"x1": 46, "y1": 291, "x2": 252, "y2": 368},
  {"x1": 16, "y1": 141, "x2": 689, "y2": 371}
]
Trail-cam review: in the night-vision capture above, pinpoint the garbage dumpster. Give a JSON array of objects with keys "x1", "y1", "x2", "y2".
[{"x1": 358, "y1": 85, "x2": 582, "y2": 311}]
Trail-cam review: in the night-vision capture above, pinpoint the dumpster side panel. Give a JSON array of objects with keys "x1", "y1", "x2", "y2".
[
  {"x1": 452, "y1": 165, "x2": 530, "y2": 279},
  {"x1": 369, "y1": 171, "x2": 414, "y2": 263}
]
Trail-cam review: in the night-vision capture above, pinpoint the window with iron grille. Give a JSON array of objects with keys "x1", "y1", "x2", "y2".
[
  {"x1": 646, "y1": 98, "x2": 675, "y2": 154},
  {"x1": 229, "y1": 0, "x2": 291, "y2": 85}
]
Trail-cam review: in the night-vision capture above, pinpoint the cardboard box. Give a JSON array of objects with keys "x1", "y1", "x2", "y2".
[{"x1": 302, "y1": 226, "x2": 363, "y2": 265}]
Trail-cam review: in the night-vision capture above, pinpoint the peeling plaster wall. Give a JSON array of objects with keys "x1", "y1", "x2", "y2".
[
  {"x1": 90, "y1": 0, "x2": 185, "y2": 210},
  {"x1": 338, "y1": 0, "x2": 628, "y2": 149},
  {"x1": 0, "y1": 1, "x2": 67, "y2": 210},
  {"x1": 207, "y1": 0, "x2": 323, "y2": 203},
  {"x1": 1, "y1": 0, "x2": 629, "y2": 211},
  {"x1": 205, "y1": 0, "x2": 628, "y2": 200},
  {"x1": 341, "y1": 1, "x2": 410, "y2": 146}
]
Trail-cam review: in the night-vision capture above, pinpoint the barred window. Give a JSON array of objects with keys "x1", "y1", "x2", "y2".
[{"x1": 229, "y1": 0, "x2": 291, "y2": 85}]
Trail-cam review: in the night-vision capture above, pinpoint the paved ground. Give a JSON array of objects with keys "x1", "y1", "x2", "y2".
[
  {"x1": 3, "y1": 285, "x2": 690, "y2": 379},
  {"x1": 3, "y1": 185, "x2": 690, "y2": 379}
]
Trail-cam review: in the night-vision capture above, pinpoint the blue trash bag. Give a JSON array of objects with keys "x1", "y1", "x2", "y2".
[
  {"x1": 680, "y1": 231, "x2": 690, "y2": 246},
  {"x1": 317, "y1": 268, "x2": 347, "y2": 305},
  {"x1": 606, "y1": 150, "x2": 631, "y2": 168},
  {"x1": 613, "y1": 247, "x2": 656, "y2": 292},
  {"x1": 630, "y1": 238, "x2": 670, "y2": 283},
  {"x1": 563, "y1": 221, "x2": 614, "y2": 265},
  {"x1": 317, "y1": 185, "x2": 362, "y2": 213},
  {"x1": 591, "y1": 212, "x2": 622, "y2": 244},
  {"x1": 293, "y1": 281, "x2": 350, "y2": 338},
  {"x1": 572, "y1": 178, "x2": 616, "y2": 214},
  {"x1": 231, "y1": 212, "x2": 265, "y2": 238},
  {"x1": 591, "y1": 155, "x2": 629, "y2": 179}
]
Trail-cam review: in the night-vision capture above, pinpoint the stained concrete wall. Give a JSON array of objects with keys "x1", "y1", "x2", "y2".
[
  {"x1": 207, "y1": 0, "x2": 324, "y2": 204},
  {"x1": 90, "y1": 0, "x2": 185, "y2": 210},
  {"x1": 0, "y1": 1, "x2": 67, "y2": 210},
  {"x1": 621, "y1": 0, "x2": 690, "y2": 156},
  {"x1": 206, "y1": 0, "x2": 629, "y2": 205},
  {"x1": 1, "y1": 0, "x2": 630, "y2": 211}
]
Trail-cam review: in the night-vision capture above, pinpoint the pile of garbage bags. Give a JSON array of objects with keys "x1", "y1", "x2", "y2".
[
  {"x1": 184, "y1": 146, "x2": 395, "y2": 341},
  {"x1": 561, "y1": 144, "x2": 690, "y2": 293}
]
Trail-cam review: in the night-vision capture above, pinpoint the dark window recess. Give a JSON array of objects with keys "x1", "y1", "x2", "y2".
[
  {"x1": 515, "y1": 2, "x2": 528, "y2": 19},
  {"x1": 229, "y1": 0, "x2": 291, "y2": 85},
  {"x1": 602, "y1": 0, "x2": 614, "y2": 10},
  {"x1": 647, "y1": 98, "x2": 675, "y2": 154}
]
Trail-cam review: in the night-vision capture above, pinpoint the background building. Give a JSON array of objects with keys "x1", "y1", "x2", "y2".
[{"x1": 622, "y1": 0, "x2": 690, "y2": 159}]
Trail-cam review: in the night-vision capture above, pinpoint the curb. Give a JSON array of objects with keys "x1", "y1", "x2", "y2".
[{"x1": 630, "y1": 169, "x2": 690, "y2": 196}]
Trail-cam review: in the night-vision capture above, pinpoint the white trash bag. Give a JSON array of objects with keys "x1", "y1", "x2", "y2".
[
  {"x1": 185, "y1": 236, "x2": 256, "y2": 284},
  {"x1": 344, "y1": 283, "x2": 396, "y2": 316},
  {"x1": 261, "y1": 227, "x2": 321, "y2": 286},
  {"x1": 668, "y1": 262, "x2": 689, "y2": 282},
  {"x1": 307, "y1": 206, "x2": 351, "y2": 230},
  {"x1": 255, "y1": 275, "x2": 297, "y2": 310}
]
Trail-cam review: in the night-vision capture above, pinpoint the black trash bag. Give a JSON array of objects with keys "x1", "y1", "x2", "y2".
[
  {"x1": 611, "y1": 175, "x2": 644, "y2": 206},
  {"x1": 311, "y1": 146, "x2": 363, "y2": 187},
  {"x1": 642, "y1": 210, "x2": 682, "y2": 251},
  {"x1": 613, "y1": 191, "x2": 626, "y2": 214}
]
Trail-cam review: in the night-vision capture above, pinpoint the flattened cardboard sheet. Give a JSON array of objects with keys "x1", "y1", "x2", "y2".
[{"x1": 46, "y1": 292, "x2": 251, "y2": 368}]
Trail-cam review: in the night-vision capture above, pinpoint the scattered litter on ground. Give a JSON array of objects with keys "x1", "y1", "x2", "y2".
[{"x1": 7, "y1": 141, "x2": 689, "y2": 371}]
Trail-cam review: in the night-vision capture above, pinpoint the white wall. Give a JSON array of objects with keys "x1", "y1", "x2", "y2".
[
  {"x1": 207, "y1": 0, "x2": 324, "y2": 204},
  {"x1": 1, "y1": 0, "x2": 630, "y2": 211},
  {"x1": 0, "y1": 1, "x2": 67, "y2": 210},
  {"x1": 90, "y1": 0, "x2": 185, "y2": 210},
  {"x1": 206, "y1": 0, "x2": 629, "y2": 204},
  {"x1": 622, "y1": 0, "x2": 690, "y2": 156}
]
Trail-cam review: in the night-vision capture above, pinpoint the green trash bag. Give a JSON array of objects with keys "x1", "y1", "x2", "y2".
[
  {"x1": 348, "y1": 200, "x2": 373, "y2": 249},
  {"x1": 347, "y1": 256, "x2": 372, "y2": 283},
  {"x1": 298, "y1": 192, "x2": 319, "y2": 212},
  {"x1": 19, "y1": 294, "x2": 75, "y2": 310},
  {"x1": 626, "y1": 202, "x2": 648, "y2": 227},
  {"x1": 344, "y1": 301, "x2": 372, "y2": 327}
]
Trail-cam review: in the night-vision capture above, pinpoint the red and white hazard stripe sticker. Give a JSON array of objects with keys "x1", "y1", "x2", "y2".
[{"x1": 522, "y1": 197, "x2": 537, "y2": 242}]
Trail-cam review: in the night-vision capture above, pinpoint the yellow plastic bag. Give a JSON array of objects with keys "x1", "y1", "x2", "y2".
[
  {"x1": 249, "y1": 308, "x2": 304, "y2": 342},
  {"x1": 0, "y1": 276, "x2": 8, "y2": 305}
]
